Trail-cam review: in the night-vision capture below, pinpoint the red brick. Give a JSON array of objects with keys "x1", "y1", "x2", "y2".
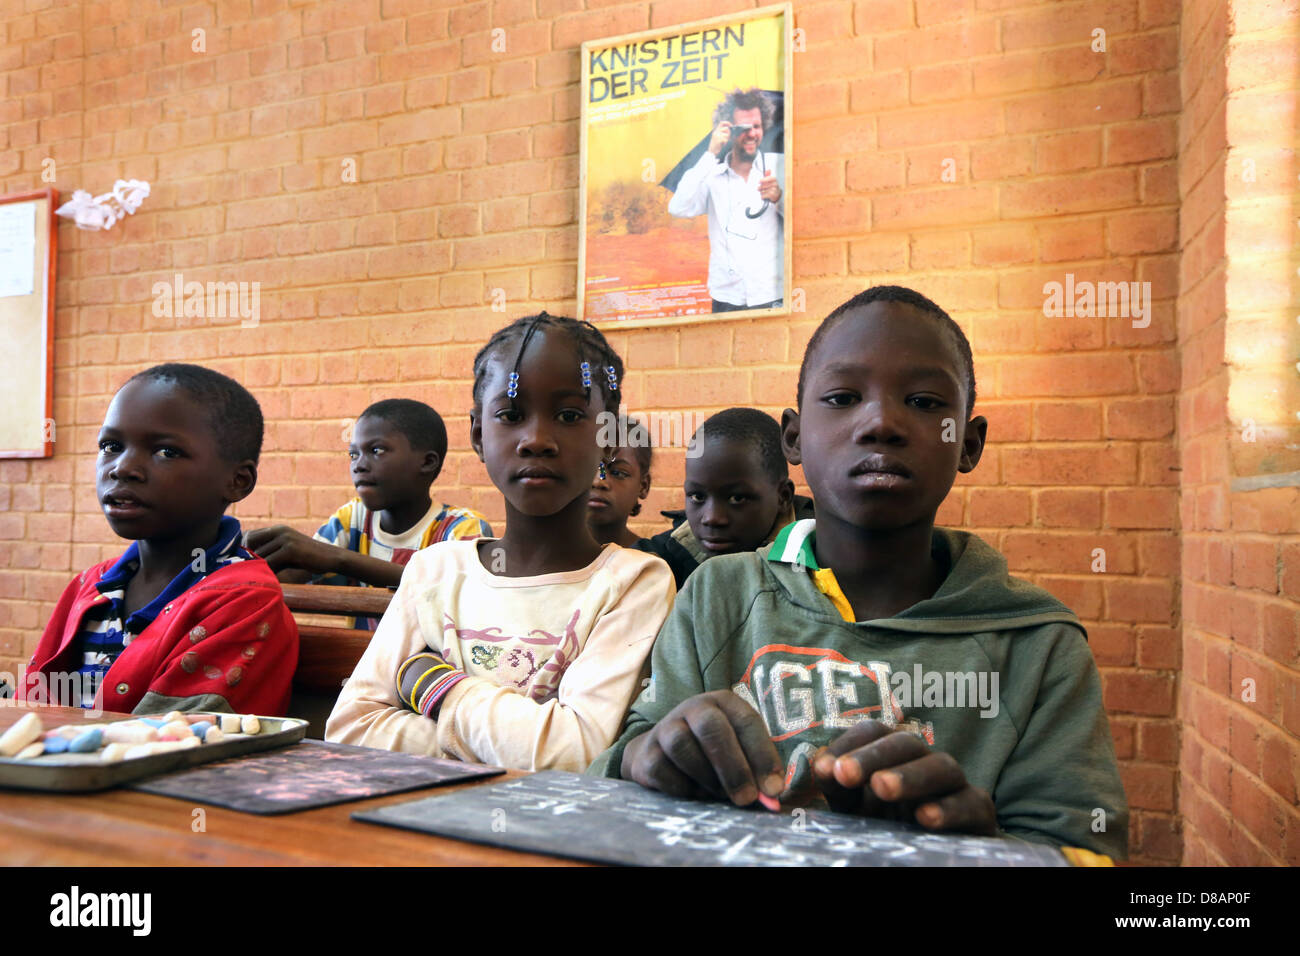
[
  {"x1": 1106, "y1": 118, "x2": 1177, "y2": 165},
  {"x1": 1107, "y1": 578, "x2": 1176, "y2": 624},
  {"x1": 967, "y1": 487, "x2": 1031, "y2": 526},
  {"x1": 909, "y1": 232, "x2": 970, "y2": 269},
  {"x1": 1034, "y1": 489, "x2": 1102, "y2": 529},
  {"x1": 1089, "y1": 624, "x2": 1135, "y2": 663},
  {"x1": 1033, "y1": 401, "x2": 1101, "y2": 441},
  {"x1": 874, "y1": 18, "x2": 997, "y2": 69},
  {"x1": 1002, "y1": 354, "x2": 1136, "y2": 397},
  {"x1": 878, "y1": 102, "x2": 1001, "y2": 149},
  {"x1": 848, "y1": 234, "x2": 909, "y2": 274},
  {"x1": 1111, "y1": 716, "x2": 1136, "y2": 759},
  {"x1": 971, "y1": 138, "x2": 1033, "y2": 180},
  {"x1": 1002, "y1": 169, "x2": 1139, "y2": 218},
  {"x1": 1106, "y1": 671, "x2": 1176, "y2": 717},
  {"x1": 1281, "y1": 542, "x2": 1300, "y2": 601},
  {"x1": 1259, "y1": 728, "x2": 1298, "y2": 803},
  {"x1": 910, "y1": 62, "x2": 972, "y2": 104},
  {"x1": 1037, "y1": 219, "x2": 1105, "y2": 262},
  {"x1": 849, "y1": 72, "x2": 909, "y2": 113},
  {"x1": 1233, "y1": 539, "x2": 1279, "y2": 593},
  {"x1": 846, "y1": 153, "x2": 905, "y2": 193},
  {"x1": 1035, "y1": 130, "x2": 1101, "y2": 174},
  {"x1": 972, "y1": 226, "x2": 1035, "y2": 266},
  {"x1": 1107, "y1": 210, "x2": 1178, "y2": 255},
  {"x1": 1122, "y1": 763, "x2": 1176, "y2": 810},
  {"x1": 1105, "y1": 488, "x2": 1177, "y2": 529},
  {"x1": 1231, "y1": 771, "x2": 1287, "y2": 852}
]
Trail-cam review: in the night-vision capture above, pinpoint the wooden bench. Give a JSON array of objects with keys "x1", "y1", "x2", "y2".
[{"x1": 282, "y1": 584, "x2": 393, "y2": 738}]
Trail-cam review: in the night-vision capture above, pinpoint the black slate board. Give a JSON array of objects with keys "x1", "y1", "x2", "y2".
[
  {"x1": 130, "y1": 739, "x2": 504, "y2": 814},
  {"x1": 352, "y1": 770, "x2": 1069, "y2": 867}
]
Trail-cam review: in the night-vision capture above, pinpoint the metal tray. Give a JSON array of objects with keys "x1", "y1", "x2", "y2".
[{"x1": 0, "y1": 713, "x2": 308, "y2": 793}]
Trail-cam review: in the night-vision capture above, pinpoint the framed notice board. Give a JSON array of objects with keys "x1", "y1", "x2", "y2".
[{"x1": 0, "y1": 188, "x2": 57, "y2": 458}]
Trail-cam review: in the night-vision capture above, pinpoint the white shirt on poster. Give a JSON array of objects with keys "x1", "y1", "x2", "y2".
[{"x1": 667, "y1": 149, "x2": 784, "y2": 308}]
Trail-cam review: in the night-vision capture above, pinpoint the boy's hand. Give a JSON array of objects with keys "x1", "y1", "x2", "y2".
[
  {"x1": 622, "y1": 691, "x2": 784, "y2": 807},
  {"x1": 243, "y1": 526, "x2": 339, "y2": 575},
  {"x1": 812, "y1": 721, "x2": 997, "y2": 835}
]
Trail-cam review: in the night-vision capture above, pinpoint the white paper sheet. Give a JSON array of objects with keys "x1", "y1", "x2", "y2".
[{"x1": 0, "y1": 202, "x2": 37, "y2": 298}]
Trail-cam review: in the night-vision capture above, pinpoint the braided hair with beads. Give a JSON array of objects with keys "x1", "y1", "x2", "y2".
[{"x1": 471, "y1": 312, "x2": 625, "y2": 420}]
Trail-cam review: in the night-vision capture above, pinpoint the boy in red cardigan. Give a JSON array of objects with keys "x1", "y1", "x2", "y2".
[{"x1": 21, "y1": 364, "x2": 298, "y2": 715}]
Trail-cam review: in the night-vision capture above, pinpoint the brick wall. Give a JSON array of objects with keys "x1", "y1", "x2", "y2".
[
  {"x1": 0, "y1": 0, "x2": 1192, "y2": 862},
  {"x1": 1176, "y1": 0, "x2": 1300, "y2": 867}
]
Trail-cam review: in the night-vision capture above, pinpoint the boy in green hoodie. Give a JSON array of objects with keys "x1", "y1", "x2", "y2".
[{"x1": 590, "y1": 286, "x2": 1128, "y2": 859}]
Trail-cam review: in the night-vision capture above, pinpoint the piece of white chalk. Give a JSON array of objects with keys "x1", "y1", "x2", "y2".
[
  {"x1": 123, "y1": 740, "x2": 195, "y2": 759},
  {"x1": 15, "y1": 741, "x2": 44, "y2": 760},
  {"x1": 0, "y1": 713, "x2": 45, "y2": 757},
  {"x1": 101, "y1": 743, "x2": 130, "y2": 763},
  {"x1": 162, "y1": 711, "x2": 184, "y2": 723},
  {"x1": 219, "y1": 714, "x2": 241, "y2": 734},
  {"x1": 202, "y1": 727, "x2": 225, "y2": 745},
  {"x1": 240, "y1": 715, "x2": 260, "y2": 735},
  {"x1": 103, "y1": 721, "x2": 159, "y2": 745}
]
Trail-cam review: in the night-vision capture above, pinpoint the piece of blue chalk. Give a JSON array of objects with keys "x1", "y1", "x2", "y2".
[
  {"x1": 44, "y1": 736, "x2": 69, "y2": 754},
  {"x1": 191, "y1": 721, "x2": 212, "y2": 741},
  {"x1": 69, "y1": 728, "x2": 102, "y2": 753}
]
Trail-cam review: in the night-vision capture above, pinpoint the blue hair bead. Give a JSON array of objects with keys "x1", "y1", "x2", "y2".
[
  {"x1": 507, "y1": 371, "x2": 519, "y2": 399},
  {"x1": 605, "y1": 365, "x2": 619, "y2": 392},
  {"x1": 580, "y1": 361, "x2": 592, "y2": 389}
]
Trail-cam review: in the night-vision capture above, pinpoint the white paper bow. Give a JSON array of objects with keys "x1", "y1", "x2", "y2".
[{"x1": 54, "y1": 179, "x2": 151, "y2": 231}]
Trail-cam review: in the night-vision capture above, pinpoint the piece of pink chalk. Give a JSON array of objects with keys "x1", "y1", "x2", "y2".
[{"x1": 756, "y1": 792, "x2": 781, "y2": 812}]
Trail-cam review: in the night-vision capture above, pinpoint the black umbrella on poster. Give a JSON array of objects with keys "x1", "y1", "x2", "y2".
[{"x1": 658, "y1": 89, "x2": 785, "y2": 199}]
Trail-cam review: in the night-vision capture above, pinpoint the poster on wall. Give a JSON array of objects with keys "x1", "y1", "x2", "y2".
[{"x1": 578, "y1": 4, "x2": 793, "y2": 328}]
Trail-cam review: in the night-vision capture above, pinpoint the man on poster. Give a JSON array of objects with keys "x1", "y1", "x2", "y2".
[{"x1": 667, "y1": 88, "x2": 784, "y2": 313}]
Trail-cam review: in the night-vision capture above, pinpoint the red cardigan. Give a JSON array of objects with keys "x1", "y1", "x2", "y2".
[{"x1": 22, "y1": 556, "x2": 299, "y2": 716}]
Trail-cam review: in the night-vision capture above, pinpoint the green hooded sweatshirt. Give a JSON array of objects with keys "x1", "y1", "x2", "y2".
[{"x1": 589, "y1": 521, "x2": 1129, "y2": 859}]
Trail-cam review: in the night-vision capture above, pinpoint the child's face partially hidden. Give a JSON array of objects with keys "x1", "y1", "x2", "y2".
[
  {"x1": 587, "y1": 448, "x2": 649, "y2": 532},
  {"x1": 349, "y1": 414, "x2": 438, "y2": 514},
  {"x1": 96, "y1": 378, "x2": 255, "y2": 543},
  {"x1": 784, "y1": 301, "x2": 986, "y2": 534},
  {"x1": 684, "y1": 436, "x2": 791, "y2": 556},
  {"x1": 472, "y1": 330, "x2": 605, "y2": 518}
]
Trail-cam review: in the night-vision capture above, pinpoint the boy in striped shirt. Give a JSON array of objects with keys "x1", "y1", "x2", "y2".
[{"x1": 245, "y1": 400, "x2": 491, "y2": 628}]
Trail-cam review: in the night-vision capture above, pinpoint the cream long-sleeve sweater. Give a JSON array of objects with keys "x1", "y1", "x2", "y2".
[{"x1": 325, "y1": 540, "x2": 674, "y2": 772}]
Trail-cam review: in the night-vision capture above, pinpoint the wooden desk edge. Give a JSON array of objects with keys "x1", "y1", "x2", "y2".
[{"x1": 0, "y1": 703, "x2": 591, "y2": 867}]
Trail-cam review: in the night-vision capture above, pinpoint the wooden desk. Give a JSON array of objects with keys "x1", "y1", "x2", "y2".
[{"x1": 0, "y1": 704, "x2": 587, "y2": 866}]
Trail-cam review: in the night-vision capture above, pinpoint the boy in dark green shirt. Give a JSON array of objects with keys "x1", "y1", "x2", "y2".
[
  {"x1": 636, "y1": 407, "x2": 810, "y2": 590},
  {"x1": 591, "y1": 286, "x2": 1128, "y2": 859}
]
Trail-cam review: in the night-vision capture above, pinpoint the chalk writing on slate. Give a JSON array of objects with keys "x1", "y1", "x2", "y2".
[
  {"x1": 130, "y1": 739, "x2": 503, "y2": 815},
  {"x1": 354, "y1": 770, "x2": 1068, "y2": 867}
]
